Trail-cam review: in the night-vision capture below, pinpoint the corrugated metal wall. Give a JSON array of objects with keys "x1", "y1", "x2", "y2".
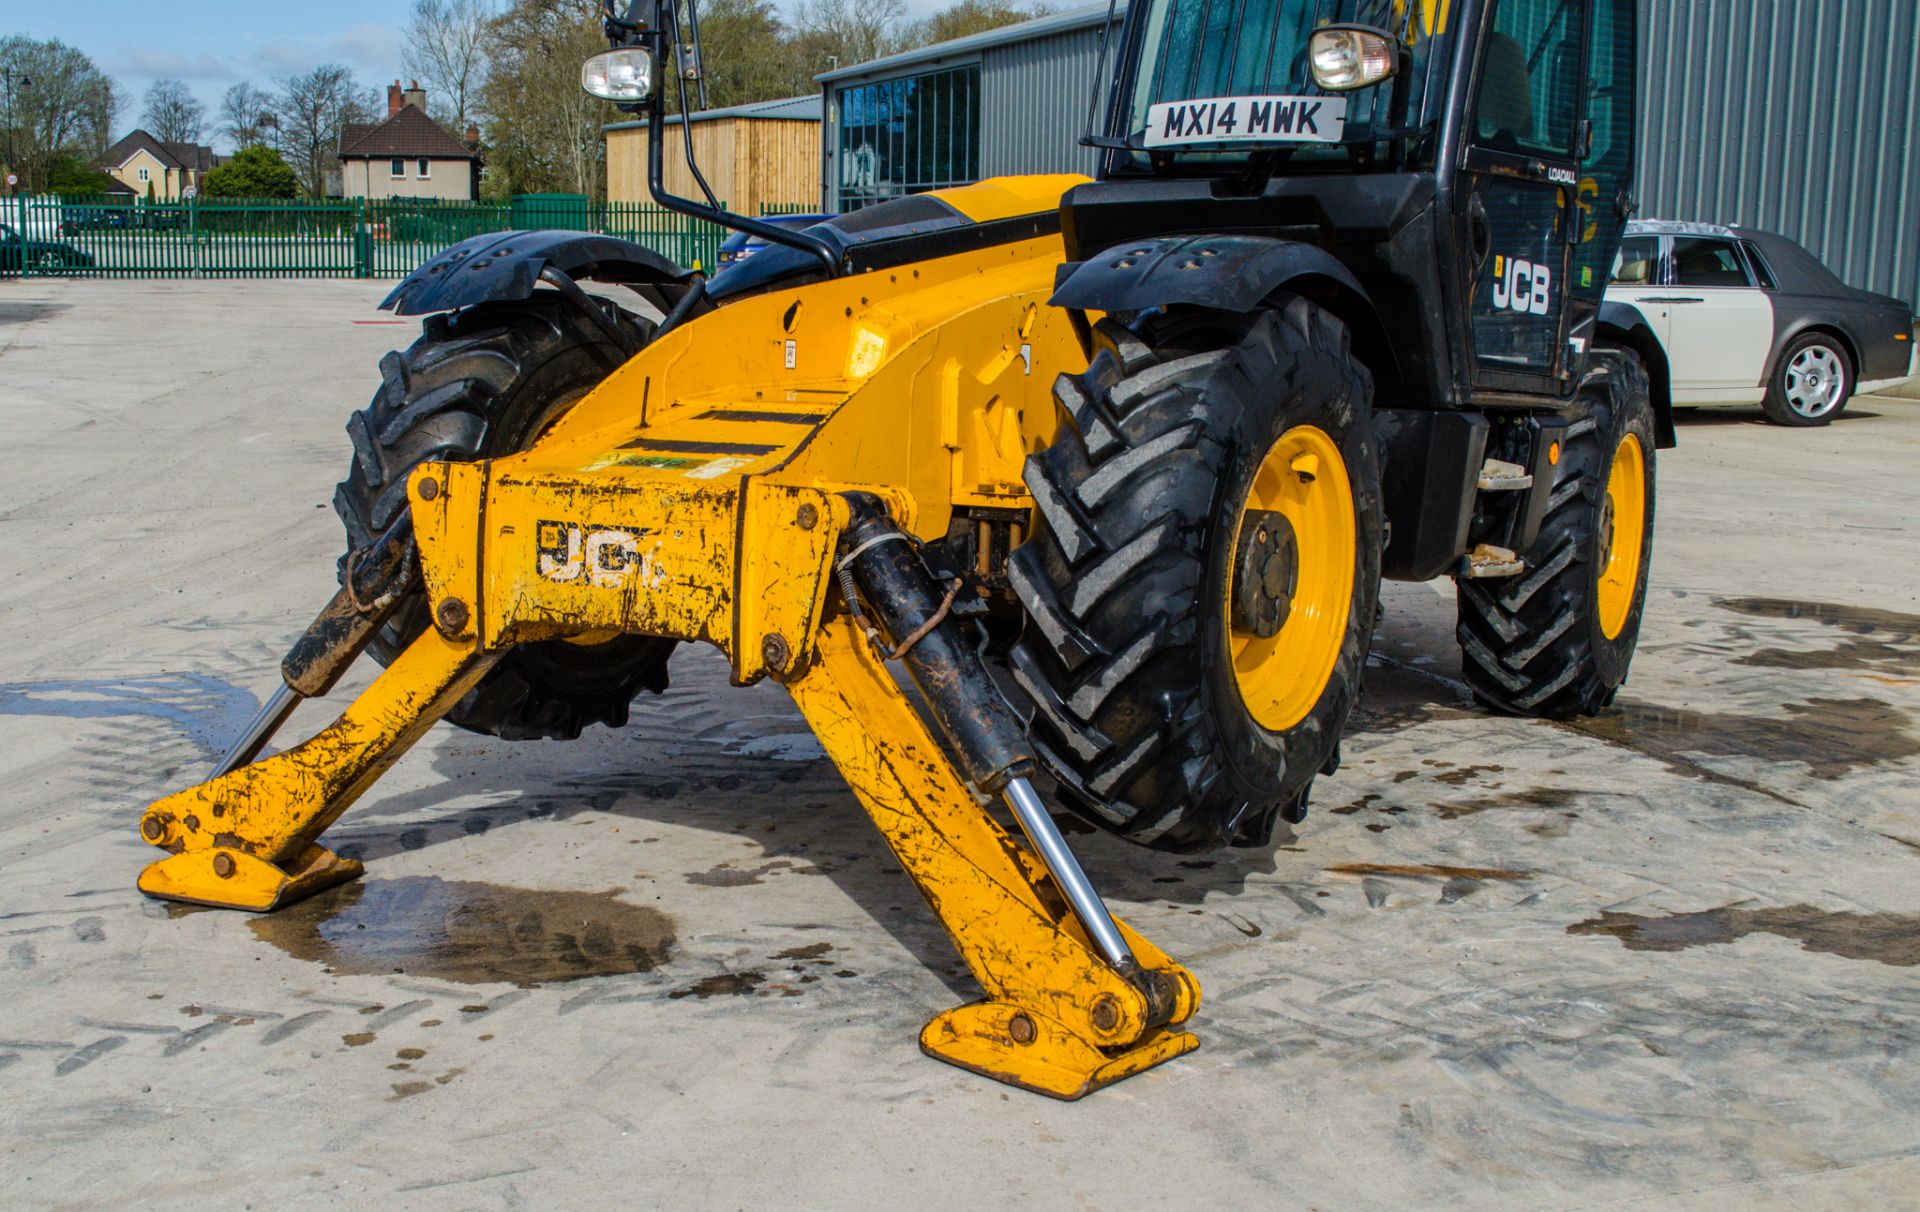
[
  {"x1": 980, "y1": 18, "x2": 1122, "y2": 179},
  {"x1": 1637, "y1": 0, "x2": 1920, "y2": 309}
]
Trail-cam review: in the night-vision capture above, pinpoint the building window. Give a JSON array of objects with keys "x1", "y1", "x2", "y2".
[
  {"x1": 390, "y1": 158, "x2": 406, "y2": 178},
  {"x1": 417, "y1": 158, "x2": 431, "y2": 179},
  {"x1": 836, "y1": 64, "x2": 980, "y2": 211},
  {"x1": 137, "y1": 167, "x2": 149, "y2": 182}
]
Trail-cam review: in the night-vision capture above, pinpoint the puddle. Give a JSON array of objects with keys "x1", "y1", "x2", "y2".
[
  {"x1": 1569, "y1": 697, "x2": 1919, "y2": 780},
  {"x1": 1568, "y1": 904, "x2": 1920, "y2": 967},
  {"x1": 248, "y1": 876, "x2": 675, "y2": 985},
  {"x1": 0, "y1": 672, "x2": 259, "y2": 760},
  {"x1": 1718, "y1": 597, "x2": 1920, "y2": 678},
  {"x1": 1325, "y1": 863, "x2": 1531, "y2": 881}
]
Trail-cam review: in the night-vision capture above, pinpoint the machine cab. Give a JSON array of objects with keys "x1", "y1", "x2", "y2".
[{"x1": 1080, "y1": 0, "x2": 1640, "y2": 405}]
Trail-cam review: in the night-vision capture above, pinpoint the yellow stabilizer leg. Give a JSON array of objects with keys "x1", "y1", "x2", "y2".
[
  {"x1": 787, "y1": 615, "x2": 1200, "y2": 1100},
  {"x1": 137, "y1": 627, "x2": 497, "y2": 911}
]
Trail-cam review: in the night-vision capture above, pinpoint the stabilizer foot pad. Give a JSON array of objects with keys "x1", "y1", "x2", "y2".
[
  {"x1": 137, "y1": 843, "x2": 364, "y2": 912},
  {"x1": 920, "y1": 1001, "x2": 1198, "y2": 1100}
]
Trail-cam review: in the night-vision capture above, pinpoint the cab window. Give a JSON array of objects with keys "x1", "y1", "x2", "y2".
[
  {"x1": 1611, "y1": 237, "x2": 1659, "y2": 285},
  {"x1": 1672, "y1": 237, "x2": 1753, "y2": 288},
  {"x1": 1475, "y1": 0, "x2": 1585, "y2": 156}
]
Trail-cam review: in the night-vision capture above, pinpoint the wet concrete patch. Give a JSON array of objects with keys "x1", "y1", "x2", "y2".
[
  {"x1": 1566, "y1": 695, "x2": 1912, "y2": 783},
  {"x1": 1569, "y1": 697, "x2": 1919, "y2": 780},
  {"x1": 0, "y1": 301, "x2": 69, "y2": 327},
  {"x1": 248, "y1": 877, "x2": 675, "y2": 985},
  {"x1": 1568, "y1": 904, "x2": 1920, "y2": 967},
  {"x1": 1351, "y1": 663, "x2": 1479, "y2": 734},
  {"x1": 668, "y1": 972, "x2": 764, "y2": 999},
  {"x1": 1717, "y1": 597, "x2": 1920, "y2": 677}
]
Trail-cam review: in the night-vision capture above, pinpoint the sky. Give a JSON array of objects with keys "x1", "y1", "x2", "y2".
[{"x1": 3, "y1": 0, "x2": 951, "y2": 152}]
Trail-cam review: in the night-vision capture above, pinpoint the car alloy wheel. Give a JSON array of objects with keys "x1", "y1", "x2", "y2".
[{"x1": 1784, "y1": 343, "x2": 1848, "y2": 419}]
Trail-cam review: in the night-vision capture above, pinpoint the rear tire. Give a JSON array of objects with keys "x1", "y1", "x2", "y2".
[
  {"x1": 1009, "y1": 301, "x2": 1382, "y2": 852},
  {"x1": 1761, "y1": 332, "x2": 1852, "y2": 427},
  {"x1": 1455, "y1": 346, "x2": 1655, "y2": 718},
  {"x1": 333, "y1": 295, "x2": 675, "y2": 741}
]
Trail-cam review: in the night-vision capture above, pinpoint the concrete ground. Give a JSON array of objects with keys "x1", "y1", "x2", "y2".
[{"x1": 2, "y1": 281, "x2": 1917, "y2": 1211}]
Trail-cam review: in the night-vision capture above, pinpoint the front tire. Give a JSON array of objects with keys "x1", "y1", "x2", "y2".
[
  {"x1": 1009, "y1": 301, "x2": 1382, "y2": 852},
  {"x1": 1762, "y1": 332, "x2": 1853, "y2": 427},
  {"x1": 1455, "y1": 346, "x2": 1656, "y2": 718},
  {"x1": 334, "y1": 295, "x2": 675, "y2": 741}
]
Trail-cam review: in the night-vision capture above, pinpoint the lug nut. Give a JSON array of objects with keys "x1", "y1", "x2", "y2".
[
  {"x1": 212, "y1": 853, "x2": 236, "y2": 879},
  {"x1": 418, "y1": 478, "x2": 439, "y2": 501},
  {"x1": 1007, "y1": 1012, "x2": 1037, "y2": 1045},
  {"x1": 1090, "y1": 994, "x2": 1121, "y2": 1033},
  {"x1": 796, "y1": 503, "x2": 819, "y2": 530},
  {"x1": 437, "y1": 598, "x2": 470, "y2": 634},
  {"x1": 141, "y1": 816, "x2": 165, "y2": 840}
]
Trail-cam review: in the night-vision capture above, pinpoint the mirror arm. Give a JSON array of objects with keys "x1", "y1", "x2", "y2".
[{"x1": 620, "y1": 0, "x2": 841, "y2": 275}]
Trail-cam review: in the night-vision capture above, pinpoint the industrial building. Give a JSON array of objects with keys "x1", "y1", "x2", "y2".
[{"x1": 811, "y1": 0, "x2": 1919, "y2": 308}]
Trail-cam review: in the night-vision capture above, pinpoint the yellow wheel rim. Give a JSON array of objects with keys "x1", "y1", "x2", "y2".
[
  {"x1": 1596, "y1": 431, "x2": 1646, "y2": 640},
  {"x1": 1228, "y1": 425, "x2": 1355, "y2": 732}
]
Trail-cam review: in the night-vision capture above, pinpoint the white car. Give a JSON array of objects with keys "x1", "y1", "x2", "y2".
[{"x1": 1604, "y1": 220, "x2": 1915, "y2": 427}]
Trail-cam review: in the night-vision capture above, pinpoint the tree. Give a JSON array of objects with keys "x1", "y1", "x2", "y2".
[
  {"x1": 479, "y1": 0, "x2": 614, "y2": 198},
  {"x1": 219, "y1": 82, "x2": 278, "y2": 150},
  {"x1": 915, "y1": 0, "x2": 1048, "y2": 46},
  {"x1": 203, "y1": 144, "x2": 300, "y2": 198},
  {"x1": 694, "y1": 0, "x2": 808, "y2": 109},
  {"x1": 0, "y1": 36, "x2": 119, "y2": 194},
  {"x1": 404, "y1": 0, "x2": 494, "y2": 130},
  {"x1": 47, "y1": 153, "x2": 118, "y2": 196},
  {"x1": 789, "y1": 0, "x2": 908, "y2": 78},
  {"x1": 273, "y1": 64, "x2": 376, "y2": 197},
  {"x1": 143, "y1": 78, "x2": 206, "y2": 143}
]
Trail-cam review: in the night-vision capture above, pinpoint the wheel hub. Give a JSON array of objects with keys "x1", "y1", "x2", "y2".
[{"x1": 1232, "y1": 510, "x2": 1298, "y2": 639}]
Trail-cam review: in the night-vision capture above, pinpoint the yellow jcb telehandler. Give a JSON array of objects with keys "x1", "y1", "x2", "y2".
[{"x1": 136, "y1": 0, "x2": 1665, "y2": 1098}]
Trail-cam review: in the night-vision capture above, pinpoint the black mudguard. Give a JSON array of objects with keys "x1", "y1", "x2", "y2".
[
  {"x1": 380, "y1": 229, "x2": 693, "y2": 316},
  {"x1": 1596, "y1": 298, "x2": 1677, "y2": 448},
  {"x1": 1049, "y1": 234, "x2": 1394, "y2": 385}
]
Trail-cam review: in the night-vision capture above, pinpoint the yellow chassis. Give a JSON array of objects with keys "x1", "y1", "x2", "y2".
[{"x1": 135, "y1": 176, "x2": 1199, "y2": 1099}]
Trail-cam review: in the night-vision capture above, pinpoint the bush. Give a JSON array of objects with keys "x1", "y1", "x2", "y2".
[{"x1": 203, "y1": 145, "x2": 301, "y2": 199}]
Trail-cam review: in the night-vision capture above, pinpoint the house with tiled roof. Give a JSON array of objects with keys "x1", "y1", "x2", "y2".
[
  {"x1": 101, "y1": 131, "x2": 225, "y2": 201},
  {"x1": 338, "y1": 82, "x2": 482, "y2": 201}
]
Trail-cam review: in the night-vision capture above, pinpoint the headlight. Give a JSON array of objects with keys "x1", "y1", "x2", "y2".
[
  {"x1": 582, "y1": 49, "x2": 654, "y2": 102},
  {"x1": 1309, "y1": 26, "x2": 1399, "y2": 92}
]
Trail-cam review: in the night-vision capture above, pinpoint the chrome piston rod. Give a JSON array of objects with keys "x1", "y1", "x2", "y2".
[
  {"x1": 210, "y1": 683, "x2": 303, "y2": 778},
  {"x1": 1003, "y1": 775, "x2": 1138, "y2": 972}
]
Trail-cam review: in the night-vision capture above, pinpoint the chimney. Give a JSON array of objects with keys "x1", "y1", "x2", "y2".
[
  {"x1": 387, "y1": 81, "x2": 403, "y2": 117},
  {"x1": 465, "y1": 123, "x2": 480, "y2": 148},
  {"x1": 403, "y1": 80, "x2": 427, "y2": 112}
]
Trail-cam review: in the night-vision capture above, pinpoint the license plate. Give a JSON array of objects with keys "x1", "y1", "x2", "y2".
[{"x1": 1142, "y1": 95, "x2": 1348, "y2": 147}]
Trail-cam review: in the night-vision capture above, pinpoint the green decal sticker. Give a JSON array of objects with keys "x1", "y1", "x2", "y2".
[{"x1": 586, "y1": 452, "x2": 707, "y2": 471}]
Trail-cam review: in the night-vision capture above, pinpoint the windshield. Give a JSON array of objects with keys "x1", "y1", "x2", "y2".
[{"x1": 1110, "y1": 0, "x2": 1455, "y2": 171}]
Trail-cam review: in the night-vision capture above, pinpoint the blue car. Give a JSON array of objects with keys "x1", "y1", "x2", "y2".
[{"x1": 713, "y1": 214, "x2": 832, "y2": 269}]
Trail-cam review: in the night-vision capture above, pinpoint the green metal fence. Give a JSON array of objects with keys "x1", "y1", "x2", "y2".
[{"x1": 7, "y1": 194, "x2": 730, "y2": 280}]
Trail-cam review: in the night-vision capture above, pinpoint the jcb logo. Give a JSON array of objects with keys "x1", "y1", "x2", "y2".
[
  {"x1": 536, "y1": 520, "x2": 657, "y2": 588},
  {"x1": 1492, "y1": 256, "x2": 1552, "y2": 316}
]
